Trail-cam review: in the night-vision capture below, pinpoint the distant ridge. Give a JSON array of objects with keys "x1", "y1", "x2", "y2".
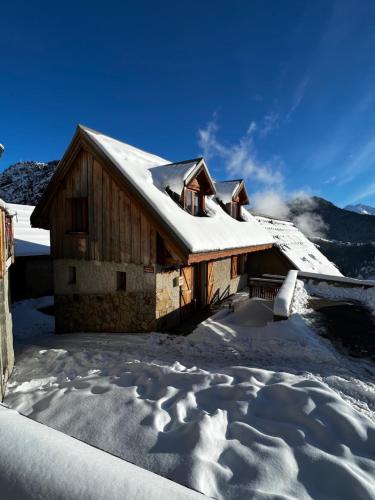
[
  {"x1": 0, "y1": 160, "x2": 58, "y2": 205},
  {"x1": 344, "y1": 203, "x2": 375, "y2": 216}
]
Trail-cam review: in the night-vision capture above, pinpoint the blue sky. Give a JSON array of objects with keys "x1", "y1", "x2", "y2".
[{"x1": 1, "y1": 0, "x2": 375, "y2": 208}]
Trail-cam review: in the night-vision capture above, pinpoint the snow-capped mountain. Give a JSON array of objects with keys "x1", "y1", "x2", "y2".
[
  {"x1": 0, "y1": 161, "x2": 58, "y2": 205},
  {"x1": 345, "y1": 203, "x2": 375, "y2": 216},
  {"x1": 289, "y1": 196, "x2": 375, "y2": 279}
]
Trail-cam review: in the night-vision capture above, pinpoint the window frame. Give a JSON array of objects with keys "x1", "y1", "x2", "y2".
[
  {"x1": 68, "y1": 266, "x2": 77, "y2": 285},
  {"x1": 69, "y1": 197, "x2": 89, "y2": 233},
  {"x1": 184, "y1": 188, "x2": 204, "y2": 216},
  {"x1": 117, "y1": 271, "x2": 127, "y2": 291}
]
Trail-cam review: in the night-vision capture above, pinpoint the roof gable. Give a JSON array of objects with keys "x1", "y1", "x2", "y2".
[
  {"x1": 215, "y1": 180, "x2": 249, "y2": 205},
  {"x1": 32, "y1": 125, "x2": 273, "y2": 256}
]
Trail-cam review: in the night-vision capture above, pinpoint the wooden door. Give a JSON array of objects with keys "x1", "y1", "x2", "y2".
[
  {"x1": 207, "y1": 261, "x2": 214, "y2": 304},
  {"x1": 180, "y1": 266, "x2": 194, "y2": 319}
]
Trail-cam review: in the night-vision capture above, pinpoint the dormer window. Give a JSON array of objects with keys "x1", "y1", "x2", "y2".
[
  {"x1": 185, "y1": 189, "x2": 204, "y2": 216},
  {"x1": 151, "y1": 157, "x2": 215, "y2": 217},
  {"x1": 215, "y1": 180, "x2": 249, "y2": 221}
]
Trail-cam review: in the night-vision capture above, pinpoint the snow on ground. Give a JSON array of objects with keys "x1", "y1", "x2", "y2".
[{"x1": 5, "y1": 284, "x2": 375, "y2": 500}]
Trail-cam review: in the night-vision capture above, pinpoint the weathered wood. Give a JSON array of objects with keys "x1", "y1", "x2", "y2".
[{"x1": 187, "y1": 244, "x2": 273, "y2": 264}]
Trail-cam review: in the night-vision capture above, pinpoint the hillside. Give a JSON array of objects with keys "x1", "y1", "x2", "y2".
[
  {"x1": 289, "y1": 197, "x2": 375, "y2": 278},
  {"x1": 345, "y1": 203, "x2": 375, "y2": 216},
  {"x1": 289, "y1": 197, "x2": 375, "y2": 244},
  {"x1": 0, "y1": 161, "x2": 58, "y2": 205}
]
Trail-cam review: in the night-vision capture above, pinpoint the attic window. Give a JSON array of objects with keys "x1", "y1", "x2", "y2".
[
  {"x1": 184, "y1": 189, "x2": 205, "y2": 216},
  {"x1": 70, "y1": 197, "x2": 88, "y2": 233}
]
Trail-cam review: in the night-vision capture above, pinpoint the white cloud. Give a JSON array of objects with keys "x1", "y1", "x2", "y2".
[
  {"x1": 259, "y1": 112, "x2": 279, "y2": 137},
  {"x1": 251, "y1": 190, "x2": 290, "y2": 219},
  {"x1": 198, "y1": 116, "x2": 284, "y2": 186},
  {"x1": 286, "y1": 76, "x2": 310, "y2": 120}
]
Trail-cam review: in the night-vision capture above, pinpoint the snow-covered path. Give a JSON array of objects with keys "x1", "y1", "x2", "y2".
[{"x1": 4, "y1": 288, "x2": 375, "y2": 500}]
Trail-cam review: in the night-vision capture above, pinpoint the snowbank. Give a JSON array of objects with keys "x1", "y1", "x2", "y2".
[
  {"x1": 274, "y1": 269, "x2": 298, "y2": 318},
  {"x1": 8, "y1": 203, "x2": 50, "y2": 256},
  {"x1": 306, "y1": 281, "x2": 375, "y2": 315},
  {"x1": 0, "y1": 405, "x2": 204, "y2": 500}
]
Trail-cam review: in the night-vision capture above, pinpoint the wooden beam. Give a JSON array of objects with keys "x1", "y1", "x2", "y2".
[{"x1": 187, "y1": 243, "x2": 273, "y2": 264}]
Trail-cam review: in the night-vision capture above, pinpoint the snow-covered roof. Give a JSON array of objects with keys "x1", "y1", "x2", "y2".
[
  {"x1": 215, "y1": 180, "x2": 243, "y2": 204},
  {"x1": 8, "y1": 203, "x2": 50, "y2": 256},
  {"x1": 150, "y1": 158, "x2": 211, "y2": 195},
  {"x1": 255, "y1": 215, "x2": 343, "y2": 276},
  {"x1": 80, "y1": 126, "x2": 273, "y2": 254}
]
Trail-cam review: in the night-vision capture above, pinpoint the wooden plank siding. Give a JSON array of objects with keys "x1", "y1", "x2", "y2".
[{"x1": 49, "y1": 149, "x2": 161, "y2": 266}]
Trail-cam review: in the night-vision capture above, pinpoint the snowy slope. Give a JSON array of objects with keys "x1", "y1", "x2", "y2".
[
  {"x1": 8, "y1": 203, "x2": 50, "y2": 256},
  {"x1": 5, "y1": 288, "x2": 375, "y2": 500},
  {"x1": 255, "y1": 215, "x2": 342, "y2": 276}
]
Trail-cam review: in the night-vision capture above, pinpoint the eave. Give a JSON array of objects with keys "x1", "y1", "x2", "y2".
[{"x1": 187, "y1": 243, "x2": 273, "y2": 264}]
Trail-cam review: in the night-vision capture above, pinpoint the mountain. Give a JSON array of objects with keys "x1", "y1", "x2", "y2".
[
  {"x1": 0, "y1": 161, "x2": 58, "y2": 205},
  {"x1": 289, "y1": 196, "x2": 375, "y2": 279},
  {"x1": 0, "y1": 161, "x2": 374, "y2": 280},
  {"x1": 344, "y1": 203, "x2": 375, "y2": 216}
]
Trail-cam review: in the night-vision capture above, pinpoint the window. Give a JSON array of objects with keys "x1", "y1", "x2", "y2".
[
  {"x1": 117, "y1": 271, "x2": 127, "y2": 291},
  {"x1": 186, "y1": 190, "x2": 193, "y2": 214},
  {"x1": 68, "y1": 266, "x2": 76, "y2": 284},
  {"x1": 71, "y1": 197, "x2": 88, "y2": 233},
  {"x1": 231, "y1": 256, "x2": 238, "y2": 279},
  {"x1": 185, "y1": 189, "x2": 204, "y2": 216}
]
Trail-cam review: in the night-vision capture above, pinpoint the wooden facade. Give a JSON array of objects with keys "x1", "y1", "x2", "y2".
[{"x1": 48, "y1": 149, "x2": 177, "y2": 267}]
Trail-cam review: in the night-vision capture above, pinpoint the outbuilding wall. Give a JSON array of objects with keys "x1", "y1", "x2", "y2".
[{"x1": 54, "y1": 259, "x2": 156, "y2": 333}]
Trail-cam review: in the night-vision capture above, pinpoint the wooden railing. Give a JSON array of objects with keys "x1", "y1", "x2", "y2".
[{"x1": 248, "y1": 277, "x2": 283, "y2": 300}]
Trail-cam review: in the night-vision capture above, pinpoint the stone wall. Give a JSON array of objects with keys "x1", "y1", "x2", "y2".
[
  {"x1": 155, "y1": 267, "x2": 180, "y2": 330},
  {"x1": 211, "y1": 257, "x2": 247, "y2": 303},
  {"x1": 55, "y1": 291, "x2": 156, "y2": 333},
  {"x1": 0, "y1": 271, "x2": 14, "y2": 400},
  {"x1": 54, "y1": 259, "x2": 156, "y2": 333}
]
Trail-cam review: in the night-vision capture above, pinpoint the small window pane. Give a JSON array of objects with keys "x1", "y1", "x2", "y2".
[
  {"x1": 193, "y1": 192, "x2": 199, "y2": 215},
  {"x1": 117, "y1": 271, "x2": 127, "y2": 291},
  {"x1": 71, "y1": 198, "x2": 88, "y2": 232},
  {"x1": 68, "y1": 266, "x2": 76, "y2": 284},
  {"x1": 186, "y1": 190, "x2": 193, "y2": 214}
]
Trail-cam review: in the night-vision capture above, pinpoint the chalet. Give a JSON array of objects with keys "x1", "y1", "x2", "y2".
[
  {"x1": 31, "y1": 125, "x2": 273, "y2": 333},
  {"x1": 249, "y1": 215, "x2": 343, "y2": 277},
  {"x1": 0, "y1": 200, "x2": 14, "y2": 399}
]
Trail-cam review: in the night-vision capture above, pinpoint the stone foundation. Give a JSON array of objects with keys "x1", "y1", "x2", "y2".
[{"x1": 55, "y1": 291, "x2": 156, "y2": 333}]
